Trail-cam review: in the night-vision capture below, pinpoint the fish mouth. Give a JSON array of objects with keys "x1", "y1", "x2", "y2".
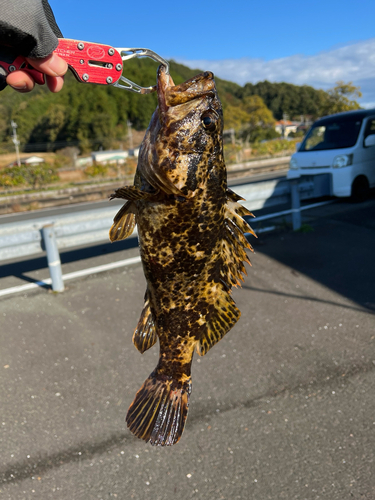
[
  {"x1": 157, "y1": 66, "x2": 216, "y2": 114},
  {"x1": 157, "y1": 65, "x2": 175, "y2": 114}
]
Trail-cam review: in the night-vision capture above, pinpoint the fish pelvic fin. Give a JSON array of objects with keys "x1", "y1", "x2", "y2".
[
  {"x1": 126, "y1": 372, "x2": 191, "y2": 446},
  {"x1": 109, "y1": 200, "x2": 136, "y2": 242},
  {"x1": 133, "y1": 294, "x2": 157, "y2": 354}
]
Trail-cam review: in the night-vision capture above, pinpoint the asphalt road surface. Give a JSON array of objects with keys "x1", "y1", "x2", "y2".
[{"x1": 0, "y1": 195, "x2": 374, "y2": 499}]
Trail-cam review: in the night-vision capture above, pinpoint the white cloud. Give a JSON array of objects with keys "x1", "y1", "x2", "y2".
[{"x1": 178, "y1": 38, "x2": 375, "y2": 108}]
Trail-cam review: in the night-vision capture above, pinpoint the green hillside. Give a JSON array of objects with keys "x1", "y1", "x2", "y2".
[{"x1": 0, "y1": 58, "x2": 361, "y2": 154}]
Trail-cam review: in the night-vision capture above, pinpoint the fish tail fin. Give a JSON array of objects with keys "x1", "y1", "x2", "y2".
[{"x1": 126, "y1": 371, "x2": 191, "y2": 446}]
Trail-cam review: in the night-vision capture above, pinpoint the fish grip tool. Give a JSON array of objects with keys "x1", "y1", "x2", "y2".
[
  {"x1": 113, "y1": 48, "x2": 170, "y2": 94},
  {"x1": 0, "y1": 39, "x2": 169, "y2": 94}
]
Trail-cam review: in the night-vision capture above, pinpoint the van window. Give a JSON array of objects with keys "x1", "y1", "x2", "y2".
[
  {"x1": 299, "y1": 118, "x2": 362, "y2": 151},
  {"x1": 364, "y1": 118, "x2": 375, "y2": 140}
]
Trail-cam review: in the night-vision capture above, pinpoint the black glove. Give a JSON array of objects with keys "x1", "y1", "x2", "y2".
[{"x1": 0, "y1": 0, "x2": 63, "y2": 90}]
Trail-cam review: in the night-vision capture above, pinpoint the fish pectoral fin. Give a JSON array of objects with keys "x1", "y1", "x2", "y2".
[
  {"x1": 110, "y1": 185, "x2": 158, "y2": 202},
  {"x1": 138, "y1": 160, "x2": 185, "y2": 197},
  {"x1": 197, "y1": 293, "x2": 241, "y2": 356},
  {"x1": 126, "y1": 371, "x2": 191, "y2": 446},
  {"x1": 133, "y1": 295, "x2": 157, "y2": 353},
  {"x1": 109, "y1": 201, "x2": 136, "y2": 242}
]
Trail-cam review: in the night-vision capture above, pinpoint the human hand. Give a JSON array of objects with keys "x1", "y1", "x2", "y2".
[{"x1": 6, "y1": 52, "x2": 68, "y2": 93}]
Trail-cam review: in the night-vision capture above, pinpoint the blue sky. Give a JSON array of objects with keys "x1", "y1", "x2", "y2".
[{"x1": 51, "y1": 0, "x2": 375, "y2": 106}]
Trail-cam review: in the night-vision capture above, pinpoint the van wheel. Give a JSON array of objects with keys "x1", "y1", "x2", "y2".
[{"x1": 351, "y1": 176, "x2": 370, "y2": 202}]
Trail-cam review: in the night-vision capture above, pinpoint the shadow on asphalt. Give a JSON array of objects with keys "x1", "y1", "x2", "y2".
[
  {"x1": 250, "y1": 195, "x2": 375, "y2": 314},
  {"x1": 0, "y1": 237, "x2": 139, "y2": 285},
  {"x1": 241, "y1": 284, "x2": 371, "y2": 314},
  {"x1": 0, "y1": 432, "x2": 131, "y2": 486}
]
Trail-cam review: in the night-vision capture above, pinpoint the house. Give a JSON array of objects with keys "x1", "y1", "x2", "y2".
[
  {"x1": 275, "y1": 120, "x2": 300, "y2": 137},
  {"x1": 91, "y1": 149, "x2": 129, "y2": 164},
  {"x1": 8, "y1": 155, "x2": 45, "y2": 167},
  {"x1": 75, "y1": 156, "x2": 93, "y2": 168},
  {"x1": 21, "y1": 156, "x2": 45, "y2": 165}
]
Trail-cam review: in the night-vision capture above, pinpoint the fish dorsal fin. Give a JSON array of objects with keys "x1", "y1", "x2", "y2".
[
  {"x1": 226, "y1": 187, "x2": 245, "y2": 202},
  {"x1": 132, "y1": 292, "x2": 157, "y2": 354},
  {"x1": 109, "y1": 200, "x2": 136, "y2": 242},
  {"x1": 197, "y1": 189, "x2": 257, "y2": 356},
  {"x1": 220, "y1": 190, "x2": 257, "y2": 287}
]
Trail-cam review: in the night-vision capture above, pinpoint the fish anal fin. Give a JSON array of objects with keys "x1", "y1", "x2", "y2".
[
  {"x1": 109, "y1": 200, "x2": 136, "y2": 242},
  {"x1": 126, "y1": 371, "x2": 191, "y2": 446},
  {"x1": 197, "y1": 293, "x2": 241, "y2": 356},
  {"x1": 133, "y1": 296, "x2": 157, "y2": 354}
]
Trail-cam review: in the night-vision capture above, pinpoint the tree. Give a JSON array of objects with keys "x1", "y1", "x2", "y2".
[
  {"x1": 240, "y1": 80, "x2": 329, "y2": 120},
  {"x1": 319, "y1": 81, "x2": 362, "y2": 116},
  {"x1": 223, "y1": 104, "x2": 252, "y2": 130},
  {"x1": 28, "y1": 104, "x2": 67, "y2": 146},
  {"x1": 241, "y1": 95, "x2": 275, "y2": 142},
  {"x1": 223, "y1": 95, "x2": 276, "y2": 143}
]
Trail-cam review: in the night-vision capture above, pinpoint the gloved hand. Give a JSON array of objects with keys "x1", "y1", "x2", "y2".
[{"x1": 0, "y1": 0, "x2": 67, "y2": 92}]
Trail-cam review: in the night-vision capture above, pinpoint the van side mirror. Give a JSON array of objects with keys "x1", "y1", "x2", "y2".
[
  {"x1": 364, "y1": 134, "x2": 375, "y2": 147},
  {"x1": 296, "y1": 142, "x2": 301, "y2": 151}
]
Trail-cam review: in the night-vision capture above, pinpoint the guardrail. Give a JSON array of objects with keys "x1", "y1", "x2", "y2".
[
  {"x1": 0, "y1": 174, "x2": 331, "y2": 292},
  {"x1": 227, "y1": 155, "x2": 290, "y2": 176},
  {"x1": 0, "y1": 156, "x2": 291, "y2": 215}
]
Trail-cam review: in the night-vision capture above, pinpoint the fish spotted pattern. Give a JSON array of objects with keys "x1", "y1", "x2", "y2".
[{"x1": 109, "y1": 66, "x2": 256, "y2": 446}]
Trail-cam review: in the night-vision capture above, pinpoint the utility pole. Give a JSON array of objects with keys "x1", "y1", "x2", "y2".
[
  {"x1": 11, "y1": 120, "x2": 21, "y2": 166},
  {"x1": 127, "y1": 120, "x2": 133, "y2": 151},
  {"x1": 282, "y1": 112, "x2": 289, "y2": 138},
  {"x1": 230, "y1": 128, "x2": 235, "y2": 146}
]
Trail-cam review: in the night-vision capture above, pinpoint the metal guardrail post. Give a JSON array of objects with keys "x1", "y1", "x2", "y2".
[
  {"x1": 290, "y1": 180, "x2": 302, "y2": 231},
  {"x1": 42, "y1": 224, "x2": 65, "y2": 292}
]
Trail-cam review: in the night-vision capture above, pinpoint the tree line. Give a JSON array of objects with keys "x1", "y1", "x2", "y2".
[
  {"x1": 0, "y1": 58, "x2": 363, "y2": 155},
  {"x1": 237, "y1": 80, "x2": 362, "y2": 120}
]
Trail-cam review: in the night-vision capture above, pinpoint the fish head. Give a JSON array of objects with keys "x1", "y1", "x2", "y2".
[
  {"x1": 138, "y1": 67, "x2": 225, "y2": 196},
  {"x1": 157, "y1": 66, "x2": 223, "y2": 155}
]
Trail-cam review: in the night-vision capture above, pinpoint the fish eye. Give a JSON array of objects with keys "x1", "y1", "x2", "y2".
[{"x1": 201, "y1": 111, "x2": 217, "y2": 132}]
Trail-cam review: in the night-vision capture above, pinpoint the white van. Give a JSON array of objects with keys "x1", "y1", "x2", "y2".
[{"x1": 287, "y1": 109, "x2": 375, "y2": 199}]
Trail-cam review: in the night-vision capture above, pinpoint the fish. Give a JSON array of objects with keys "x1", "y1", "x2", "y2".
[{"x1": 109, "y1": 66, "x2": 256, "y2": 446}]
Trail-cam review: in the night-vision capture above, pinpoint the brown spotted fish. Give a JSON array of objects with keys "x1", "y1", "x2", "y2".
[{"x1": 109, "y1": 66, "x2": 255, "y2": 446}]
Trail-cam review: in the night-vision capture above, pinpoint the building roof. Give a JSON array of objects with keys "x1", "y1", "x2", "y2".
[
  {"x1": 21, "y1": 156, "x2": 45, "y2": 164},
  {"x1": 275, "y1": 120, "x2": 300, "y2": 126}
]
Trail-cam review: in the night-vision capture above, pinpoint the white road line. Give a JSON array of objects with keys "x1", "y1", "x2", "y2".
[{"x1": 0, "y1": 256, "x2": 142, "y2": 298}]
